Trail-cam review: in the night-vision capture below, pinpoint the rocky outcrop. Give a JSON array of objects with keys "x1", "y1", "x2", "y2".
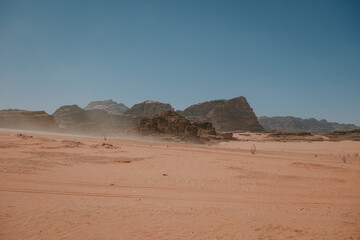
[
  {"x1": 325, "y1": 129, "x2": 360, "y2": 141},
  {"x1": 179, "y1": 96, "x2": 264, "y2": 132},
  {"x1": 124, "y1": 100, "x2": 173, "y2": 125},
  {"x1": 267, "y1": 131, "x2": 324, "y2": 142},
  {"x1": 53, "y1": 105, "x2": 128, "y2": 135},
  {"x1": 136, "y1": 110, "x2": 222, "y2": 143},
  {"x1": 0, "y1": 109, "x2": 58, "y2": 131},
  {"x1": 84, "y1": 100, "x2": 129, "y2": 115},
  {"x1": 258, "y1": 116, "x2": 359, "y2": 135}
]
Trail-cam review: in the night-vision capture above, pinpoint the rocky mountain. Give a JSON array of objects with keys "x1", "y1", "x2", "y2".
[
  {"x1": 124, "y1": 100, "x2": 173, "y2": 125},
  {"x1": 258, "y1": 116, "x2": 359, "y2": 135},
  {"x1": 53, "y1": 105, "x2": 129, "y2": 135},
  {"x1": 51, "y1": 101, "x2": 174, "y2": 135},
  {"x1": 84, "y1": 100, "x2": 129, "y2": 115},
  {"x1": 0, "y1": 97, "x2": 265, "y2": 135},
  {"x1": 0, "y1": 109, "x2": 58, "y2": 131},
  {"x1": 179, "y1": 96, "x2": 264, "y2": 132}
]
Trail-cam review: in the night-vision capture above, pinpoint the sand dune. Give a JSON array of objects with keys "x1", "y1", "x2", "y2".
[{"x1": 0, "y1": 129, "x2": 359, "y2": 239}]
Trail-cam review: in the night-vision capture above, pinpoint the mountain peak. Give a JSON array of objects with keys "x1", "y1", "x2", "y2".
[{"x1": 84, "y1": 100, "x2": 129, "y2": 115}]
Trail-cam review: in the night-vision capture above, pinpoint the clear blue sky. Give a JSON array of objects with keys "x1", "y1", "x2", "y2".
[{"x1": 1, "y1": 0, "x2": 359, "y2": 124}]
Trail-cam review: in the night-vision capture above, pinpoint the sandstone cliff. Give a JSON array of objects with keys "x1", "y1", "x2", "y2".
[
  {"x1": 0, "y1": 109, "x2": 58, "y2": 131},
  {"x1": 84, "y1": 100, "x2": 129, "y2": 115},
  {"x1": 179, "y1": 96, "x2": 264, "y2": 132}
]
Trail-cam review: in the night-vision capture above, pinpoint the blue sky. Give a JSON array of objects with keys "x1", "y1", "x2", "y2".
[{"x1": 0, "y1": 0, "x2": 359, "y2": 124}]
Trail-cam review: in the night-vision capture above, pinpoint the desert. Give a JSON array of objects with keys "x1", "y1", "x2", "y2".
[
  {"x1": 0, "y1": 128, "x2": 359, "y2": 240},
  {"x1": 1, "y1": 1, "x2": 359, "y2": 239}
]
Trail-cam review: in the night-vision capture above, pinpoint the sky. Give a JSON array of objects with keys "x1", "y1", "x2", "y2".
[{"x1": 0, "y1": 0, "x2": 359, "y2": 125}]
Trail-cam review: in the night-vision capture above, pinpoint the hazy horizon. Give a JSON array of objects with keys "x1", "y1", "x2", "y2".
[{"x1": 1, "y1": 0, "x2": 359, "y2": 125}]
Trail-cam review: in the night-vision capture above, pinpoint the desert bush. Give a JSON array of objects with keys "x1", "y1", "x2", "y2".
[
  {"x1": 342, "y1": 154, "x2": 346, "y2": 163},
  {"x1": 250, "y1": 144, "x2": 256, "y2": 155}
]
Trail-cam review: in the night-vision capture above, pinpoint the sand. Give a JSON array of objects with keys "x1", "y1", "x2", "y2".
[{"x1": 0, "y1": 129, "x2": 359, "y2": 240}]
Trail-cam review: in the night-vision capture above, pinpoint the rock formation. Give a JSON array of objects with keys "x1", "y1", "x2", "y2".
[
  {"x1": 53, "y1": 105, "x2": 128, "y2": 135},
  {"x1": 136, "y1": 110, "x2": 222, "y2": 143},
  {"x1": 267, "y1": 131, "x2": 324, "y2": 142},
  {"x1": 258, "y1": 116, "x2": 359, "y2": 135},
  {"x1": 0, "y1": 109, "x2": 58, "y2": 131},
  {"x1": 0, "y1": 96, "x2": 266, "y2": 137},
  {"x1": 52, "y1": 101, "x2": 174, "y2": 135},
  {"x1": 179, "y1": 96, "x2": 264, "y2": 132},
  {"x1": 325, "y1": 129, "x2": 360, "y2": 141},
  {"x1": 84, "y1": 100, "x2": 129, "y2": 115},
  {"x1": 124, "y1": 100, "x2": 173, "y2": 125}
]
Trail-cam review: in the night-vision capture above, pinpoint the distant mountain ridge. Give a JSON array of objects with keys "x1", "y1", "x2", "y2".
[
  {"x1": 258, "y1": 116, "x2": 359, "y2": 135},
  {"x1": 84, "y1": 100, "x2": 129, "y2": 115},
  {"x1": 9, "y1": 98, "x2": 356, "y2": 136},
  {"x1": 52, "y1": 97, "x2": 264, "y2": 134}
]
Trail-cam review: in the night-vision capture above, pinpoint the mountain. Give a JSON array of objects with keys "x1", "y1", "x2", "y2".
[
  {"x1": 84, "y1": 100, "x2": 129, "y2": 115},
  {"x1": 0, "y1": 97, "x2": 265, "y2": 135},
  {"x1": 123, "y1": 100, "x2": 173, "y2": 125},
  {"x1": 52, "y1": 101, "x2": 174, "y2": 135},
  {"x1": 179, "y1": 96, "x2": 264, "y2": 132},
  {"x1": 258, "y1": 116, "x2": 359, "y2": 135},
  {"x1": 53, "y1": 105, "x2": 129, "y2": 135},
  {"x1": 0, "y1": 109, "x2": 58, "y2": 131}
]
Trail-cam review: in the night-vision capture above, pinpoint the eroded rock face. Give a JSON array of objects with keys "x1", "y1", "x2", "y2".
[
  {"x1": 124, "y1": 100, "x2": 173, "y2": 125},
  {"x1": 84, "y1": 100, "x2": 129, "y2": 115},
  {"x1": 179, "y1": 96, "x2": 264, "y2": 132},
  {"x1": 137, "y1": 110, "x2": 218, "y2": 143},
  {"x1": 53, "y1": 105, "x2": 128, "y2": 135},
  {"x1": 0, "y1": 109, "x2": 58, "y2": 131}
]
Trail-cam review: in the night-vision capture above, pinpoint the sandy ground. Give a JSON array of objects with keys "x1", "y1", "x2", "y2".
[{"x1": 0, "y1": 129, "x2": 359, "y2": 240}]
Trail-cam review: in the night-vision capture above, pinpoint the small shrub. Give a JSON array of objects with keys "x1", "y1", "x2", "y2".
[
  {"x1": 250, "y1": 144, "x2": 256, "y2": 155},
  {"x1": 342, "y1": 154, "x2": 346, "y2": 163}
]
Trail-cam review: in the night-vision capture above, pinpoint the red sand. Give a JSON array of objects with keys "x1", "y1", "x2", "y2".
[{"x1": 0, "y1": 129, "x2": 359, "y2": 239}]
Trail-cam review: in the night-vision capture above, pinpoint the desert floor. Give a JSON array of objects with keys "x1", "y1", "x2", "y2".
[{"x1": 0, "y1": 129, "x2": 359, "y2": 240}]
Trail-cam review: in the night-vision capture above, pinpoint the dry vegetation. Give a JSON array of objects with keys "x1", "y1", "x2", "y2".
[{"x1": 250, "y1": 143, "x2": 256, "y2": 155}]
